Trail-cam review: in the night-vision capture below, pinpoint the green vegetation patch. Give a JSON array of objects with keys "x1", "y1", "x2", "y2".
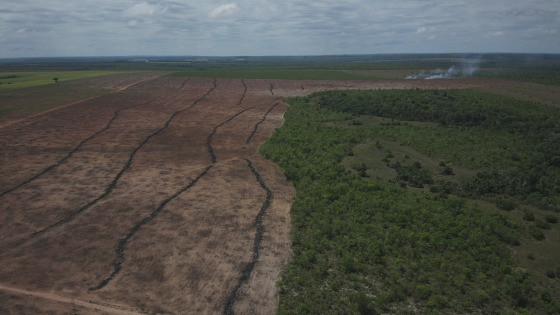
[
  {"x1": 263, "y1": 91, "x2": 560, "y2": 313},
  {"x1": 0, "y1": 71, "x2": 127, "y2": 90},
  {"x1": 313, "y1": 88, "x2": 560, "y2": 211},
  {"x1": 476, "y1": 68, "x2": 560, "y2": 85},
  {"x1": 169, "y1": 69, "x2": 373, "y2": 80},
  {"x1": 0, "y1": 83, "x2": 109, "y2": 123}
]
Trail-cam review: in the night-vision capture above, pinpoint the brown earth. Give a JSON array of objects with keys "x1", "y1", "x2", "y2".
[{"x1": 0, "y1": 76, "x2": 548, "y2": 314}]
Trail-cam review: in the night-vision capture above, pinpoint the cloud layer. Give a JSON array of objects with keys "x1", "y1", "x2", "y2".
[{"x1": 1, "y1": 0, "x2": 559, "y2": 57}]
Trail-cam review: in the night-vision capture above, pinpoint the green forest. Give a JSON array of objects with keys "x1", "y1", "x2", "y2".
[{"x1": 261, "y1": 89, "x2": 560, "y2": 313}]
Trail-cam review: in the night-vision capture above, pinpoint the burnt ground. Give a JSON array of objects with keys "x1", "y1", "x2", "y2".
[{"x1": 0, "y1": 76, "x2": 544, "y2": 314}]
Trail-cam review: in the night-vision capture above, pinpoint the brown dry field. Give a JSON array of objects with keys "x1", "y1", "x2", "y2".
[{"x1": 0, "y1": 75, "x2": 555, "y2": 314}]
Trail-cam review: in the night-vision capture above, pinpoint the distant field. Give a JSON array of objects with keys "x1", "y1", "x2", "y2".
[
  {"x1": 342, "y1": 69, "x2": 423, "y2": 80},
  {"x1": 476, "y1": 68, "x2": 560, "y2": 85},
  {"x1": 170, "y1": 69, "x2": 374, "y2": 80},
  {"x1": 0, "y1": 71, "x2": 127, "y2": 90},
  {"x1": 0, "y1": 72, "x2": 162, "y2": 125},
  {"x1": 0, "y1": 83, "x2": 109, "y2": 124}
]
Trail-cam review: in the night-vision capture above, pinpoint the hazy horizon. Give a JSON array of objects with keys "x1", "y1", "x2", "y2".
[{"x1": 2, "y1": 1, "x2": 559, "y2": 58}]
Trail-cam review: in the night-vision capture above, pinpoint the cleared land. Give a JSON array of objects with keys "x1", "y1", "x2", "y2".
[{"x1": 0, "y1": 74, "x2": 557, "y2": 314}]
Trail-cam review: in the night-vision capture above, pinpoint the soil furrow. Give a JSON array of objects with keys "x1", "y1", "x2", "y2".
[
  {"x1": 180, "y1": 78, "x2": 190, "y2": 90},
  {"x1": 206, "y1": 79, "x2": 249, "y2": 163},
  {"x1": 90, "y1": 164, "x2": 214, "y2": 291},
  {"x1": 245, "y1": 102, "x2": 279, "y2": 144},
  {"x1": 0, "y1": 95, "x2": 162, "y2": 199},
  {"x1": 27, "y1": 79, "x2": 218, "y2": 240},
  {"x1": 0, "y1": 77, "x2": 185, "y2": 199},
  {"x1": 224, "y1": 159, "x2": 273, "y2": 315}
]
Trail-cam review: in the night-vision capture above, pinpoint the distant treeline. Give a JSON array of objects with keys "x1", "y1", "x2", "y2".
[{"x1": 1, "y1": 53, "x2": 560, "y2": 72}]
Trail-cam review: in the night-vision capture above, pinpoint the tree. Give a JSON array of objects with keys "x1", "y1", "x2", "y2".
[{"x1": 53, "y1": 77, "x2": 59, "y2": 83}]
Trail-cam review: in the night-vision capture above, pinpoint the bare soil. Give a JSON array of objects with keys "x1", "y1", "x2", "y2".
[{"x1": 0, "y1": 76, "x2": 539, "y2": 314}]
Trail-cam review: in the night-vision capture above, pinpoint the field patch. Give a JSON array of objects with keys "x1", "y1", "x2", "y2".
[
  {"x1": 0, "y1": 71, "x2": 129, "y2": 90},
  {"x1": 170, "y1": 69, "x2": 373, "y2": 80},
  {"x1": 0, "y1": 72, "x2": 163, "y2": 125}
]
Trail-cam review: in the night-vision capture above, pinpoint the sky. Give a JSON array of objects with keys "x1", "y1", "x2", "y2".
[{"x1": 0, "y1": 0, "x2": 559, "y2": 58}]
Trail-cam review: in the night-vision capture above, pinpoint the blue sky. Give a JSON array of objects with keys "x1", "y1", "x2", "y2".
[{"x1": 1, "y1": 0, "x2": 559, "y2": 57}]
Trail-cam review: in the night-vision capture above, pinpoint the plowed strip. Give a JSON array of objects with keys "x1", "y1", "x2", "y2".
[
  {"x1": 90, "y1": 165, "x2": 214, "y2": 291},
  {"x1": 206, "y1": 79, "x2": 249, "y2": 163},
  {"x1": 246, "y1": 102, "x2": 280, "y2": 144},
  {"x1": 0, "y1": 95, "x2": 161, "y2": 198},
  {"x1": 25, "y1": 79, "x2": 217, "y2": 240},
  {"x1": 224, "y1": 159, "x2": 273, "y2": 315}
]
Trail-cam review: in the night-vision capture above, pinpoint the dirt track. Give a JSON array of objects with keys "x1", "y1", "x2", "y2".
[{"x1": 0, "y1": 76, "x2": 519, "y2": 314}]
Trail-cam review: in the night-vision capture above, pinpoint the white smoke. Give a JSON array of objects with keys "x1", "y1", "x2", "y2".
[{"x1": 406, "y1": 58, "x2": 481, "y2": 80}]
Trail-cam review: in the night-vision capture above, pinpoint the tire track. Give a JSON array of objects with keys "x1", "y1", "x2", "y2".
[
  {"x1": 245, "y1": 102, "x2": 280, "y2": 144},
  {"x1": 0, "y1": 283, "x2": 142, "y2": 315},
  {"x1": 206, "y1": 79, "x2": 250, "y2": 163},
  {"x1": 25, "y1": 79, "x2": 217, "y2": 240},
  {"x1": 224, "y1": 159, "x2": 273, "y2": 315},
  {"x1": 0, "y1": 78, "x2": 187, "y2": 199},
  {"x1": 89, "y1": 164, "x2": 214, "y2": 291}
]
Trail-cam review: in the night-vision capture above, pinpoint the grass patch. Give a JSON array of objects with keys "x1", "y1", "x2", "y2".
[
  {"x1": 0, "y1": 71, "x2": 127, "y2": 90},
  {"x1": 476, "y1": 68, "x2": 560, "y2": 85},
  {"x1": 0, "y1": 82, "x2": 109, "y2": 123}
]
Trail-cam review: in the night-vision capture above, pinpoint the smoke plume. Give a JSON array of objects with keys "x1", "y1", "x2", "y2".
[{"x1": 406, "y1": 58, "x2": 481, "y2": 80}]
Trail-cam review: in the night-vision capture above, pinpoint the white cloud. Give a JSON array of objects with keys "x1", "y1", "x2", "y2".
[
  {"x1": 208, "y1": 3, "x2": 238, "y2": 18},
  {"x1": 1, "y1": 0, "x2": 560, "y2": 57},
  {"x1": 124, "y1": 2, "x2": 166, "y2": 18},
  {"x1": 416, "y1": 26, "x2": 436, "y2": 34}
]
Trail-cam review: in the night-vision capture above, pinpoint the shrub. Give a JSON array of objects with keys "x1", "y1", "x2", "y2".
[
  {"x1": 523, "y1": 211, "x2": 535, "y2": 221},
  {"x1": 545, "y1": 215, "x2": 558, "y2": 224},
  {"x1": 529, "y1": 227, "x2": 545, "y2": 240},
  {"x1": 351, "y1": 163, "x2": 369, "y2": 178},
  {"x1": 391, "y1": 162, "x2": 433, "y2": 188},
  {"x1": 351, "y1": 119, "x2": 362, "y2": 126},
  {"x1": 496, "y1": 199, "x2": 516, "y2": 211},
  {"x1": 535, "y1": 220, "x2": 551, "y2": 230},
  {"x1": 442, "y1": 166, "x2": 454, "y2": 175},
  {"x1": 541, "y1": 291, "x2": 552, "y2": 303}
]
